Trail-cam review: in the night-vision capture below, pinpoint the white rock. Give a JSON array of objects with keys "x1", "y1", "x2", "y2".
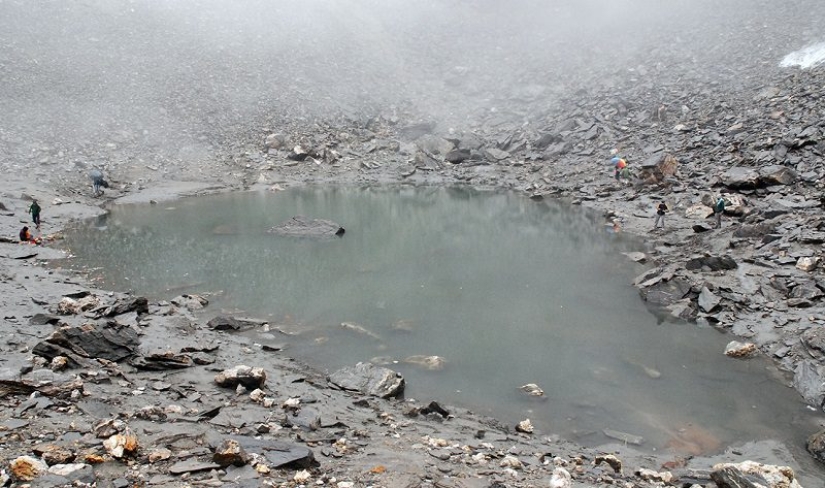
[
  {"x1": 516, "y1": 418, "x2": 533, "y2": 433},
  {"x1": 294, "y1": 469, "x2": 311, "y2": 483},
  {"x1": 249, "y1": 389, "x2": 266, "y2": 403},
  {"x1": 499, "y1": 455, "x2": 523, "y2": 469},
  {"x1": 549, "y1": 467, "x2": 572, "y2": 488}
]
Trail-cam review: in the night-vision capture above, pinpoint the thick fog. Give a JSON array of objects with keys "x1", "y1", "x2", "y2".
[{"x1": 1, "y1": 0, "x2": 823, "y2": 163}]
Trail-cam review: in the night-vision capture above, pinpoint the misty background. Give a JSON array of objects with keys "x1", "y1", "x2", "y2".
[{"x1": 1, "y1": 0, "x2": 823, "y2": 168}]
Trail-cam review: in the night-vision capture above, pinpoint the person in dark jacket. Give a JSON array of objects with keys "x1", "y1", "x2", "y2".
[
  {"x1": 90, "y1": 169, "x2": 109, "y2": 196},
  {"x1": 653, "y1": 201, "x2": 667, "y2": 229},
  {"x1": 29, "y1": 200, "x2": 41, "y2": 229}
]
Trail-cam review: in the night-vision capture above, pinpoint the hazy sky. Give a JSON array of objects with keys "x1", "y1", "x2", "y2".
[{"x1": 0, "y1": 0, "x2": 822, "y2": 161}]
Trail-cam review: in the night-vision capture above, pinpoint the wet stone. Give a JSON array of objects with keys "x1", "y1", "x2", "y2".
[{"x1": 328, "y1": 362, "x2": 405, "y2": 398}]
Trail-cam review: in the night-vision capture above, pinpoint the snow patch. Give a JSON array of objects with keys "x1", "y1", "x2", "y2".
[{"x1": 780, "y1": 41, "x2": 825, "y2": 69}]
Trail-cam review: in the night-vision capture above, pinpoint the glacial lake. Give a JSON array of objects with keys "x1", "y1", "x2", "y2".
[{"x1": 59, "y1": 186, "x2": 822, "y2": 462}]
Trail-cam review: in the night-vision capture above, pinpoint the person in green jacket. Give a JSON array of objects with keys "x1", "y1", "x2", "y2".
[
  {"x1": 29, "y1": 200, "x2": 41, "y2": 229},
  {"x1": 713, "y1": 197, "x2": 726, "y2": 228}
]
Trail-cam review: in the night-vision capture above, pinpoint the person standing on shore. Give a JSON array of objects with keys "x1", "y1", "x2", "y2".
[
  {"x1": 713, "y1": 196, "x2": 726, "y2": 228},
  {"x1": 28, "y1": 199, "x2": 41, "y2": 229},
  {"x1": 653, "y1": 201, "x2": 668, "y2": 229}
]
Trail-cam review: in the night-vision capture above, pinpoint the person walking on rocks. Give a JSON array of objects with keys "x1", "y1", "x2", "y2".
[
  {"x1": 28, "y1": 199, "x2": 41, "y2": 229},
  {"x1": 713, "y1": 196, "x2": 726, "y2": 228},
  {"x1": 653, "y1": 201, "x2": 667, "y2": 229}
]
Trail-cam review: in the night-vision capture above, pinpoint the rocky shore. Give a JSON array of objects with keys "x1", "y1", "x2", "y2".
[{"x1": 3, "y1": 1, "x2": 825, "y2": 486}]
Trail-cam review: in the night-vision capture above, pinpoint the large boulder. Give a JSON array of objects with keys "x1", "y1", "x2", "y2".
[
  {"x1": 793, "y1": 360, "x2": 825, "y2": 407},
  {"x1": 328, "y1": 362, "x2": 405, "y2": 398},
  {"x1": 808, "y1": 429, "x2": 825, "y2": 464},
  {"x1": 415, "y1": 135, "x2": 454, "y2": 156},
  {"x1": 759, "y1": 165, "x2": 797, "y2": 186},
  {"x1": 720, "y1": 167, "x2": 760, "y2": 189}
]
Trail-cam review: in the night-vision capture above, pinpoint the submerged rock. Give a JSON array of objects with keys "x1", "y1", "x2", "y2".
[{"x1": 269, "y1": 216, "x2": 345, "y2": 237}]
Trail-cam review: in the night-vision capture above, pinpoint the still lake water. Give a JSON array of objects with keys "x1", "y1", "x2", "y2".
[{"x1": 61, "y1": 186, "x2": 821, "y2": 458}]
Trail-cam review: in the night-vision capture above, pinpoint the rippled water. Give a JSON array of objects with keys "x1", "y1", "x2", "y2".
[{"x1": 60, "y1": 186, "x2": 822, "y2": 460}]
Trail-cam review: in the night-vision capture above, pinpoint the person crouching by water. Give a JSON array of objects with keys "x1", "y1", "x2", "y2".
[
  {"x1": 19, "y1": 226, "x2": 41, "y2": 245},
  {"x1": 653, "y1": 201, "x2": 668, "y2": 230},
  {"x1": 612, "y1": 156, "x2": 627, "y2": 183},
  {"x1": 90, "y1": 169, "x2": 109, "y2": 197}
]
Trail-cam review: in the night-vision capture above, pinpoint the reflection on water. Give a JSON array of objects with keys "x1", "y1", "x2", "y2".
[{"x1": 60, "y1": 186, "x2": 821, "y2": 458}]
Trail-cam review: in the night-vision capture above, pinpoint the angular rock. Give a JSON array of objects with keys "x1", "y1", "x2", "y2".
[
  {"x1": 263, "y1": 442, "x2": 317, "y2": 469},
  {"x1": 32, "y1": 323, "x2": 140, "y2": 367},
  {"x1": 213, "y1": 439, "x2": 250, "y2": 468},
  {"x1": 484, "y1": 147, "x2": 510, "y2": 161},
  {"x1": 639, "y1": 276, "x2": 693, "y2": 309},
  {"x1": 169, "y1": 460, "x2": 222, "y2": 475},
  {"x1": 268, "y1": 216, "x2": 345, "y2": 237},
  {"x1": 733, "y1": 223, "x2": 776, "y2": 239},
  {"x1": 33, "y1": 444, "x2": 75, "y2": 465},
  {"x1": 698, "y1": 287, "x2": 722, "y2": 313},
  {"x1": 102, "y1": 296, "x2": 149, "y2": 318},
  {"x1": 102, "y1": 428, "x2": 139, "y2": 458},
  {"x1": 796, "y1": 257, "x2": 818, "y2": 272},
  {"x1": 807, "y1": 429, "x2": 825, "y2": 464},
  {"x1": 30, "y1": 313, "x2": 62, "y2": 326},
  {"x1": 793, "y1": 360, "x2": 825, "y2": 407},
  {"x1": 759, "y1": 165, "x2": 797, "y2": 186},
  {"x1": 445, "y1": 148, "x2": 471, "y2": 164},
  {"x1": 685, "y1": 256, "x2": 738, "y2": 271},
  {"x1": 129, "y1": 352, "x2": 193, "y2": 370},
  {"x1": 328, "y1": 362, "x2": 405, "y2": 398},
  {"x1": 415, "y1": 134, "x2": 454, "y2": 156},
  {"x1": 207, "y1": 316, "x2": 258, "y2": 331},
  {"x1": 710, "y1": 460, "x2": 801, "y2": 488},
  {"x1": 720, "y1": 167, "x2": 760, "y2": 189},
  {"x1": 637, "y1": 153, "x2": 678, "y2": 185}
]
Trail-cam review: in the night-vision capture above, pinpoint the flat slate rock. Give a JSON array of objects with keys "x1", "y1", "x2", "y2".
[{"x1": 168, "y1": 460, "x2": 221, "y2": 475}]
